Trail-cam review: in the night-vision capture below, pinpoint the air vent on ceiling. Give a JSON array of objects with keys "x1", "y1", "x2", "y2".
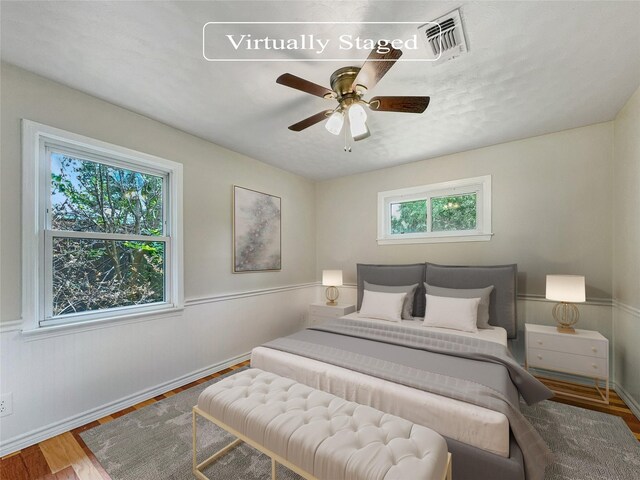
[{"x1": 418, "y1": 8, "x2": 468, "y2": 65}]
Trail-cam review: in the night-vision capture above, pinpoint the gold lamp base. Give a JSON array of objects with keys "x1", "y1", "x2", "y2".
[
  {"x1": 556, "y1": 325, "x2": 576, "y2": 334},
  {"x1": 325, "y1": 286, "x2": 339, "y2": 306},
  {"x1": 553, "y1": 302, "x2": 579, "y2": 334}
]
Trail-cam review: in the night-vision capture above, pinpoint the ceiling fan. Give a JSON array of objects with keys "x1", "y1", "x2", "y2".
[{"x1": 276, "y1": 42, "x2": 430, "y2": 151}]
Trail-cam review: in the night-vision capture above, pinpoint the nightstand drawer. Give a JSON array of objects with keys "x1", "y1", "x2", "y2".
[
  {"x1": 527, "y1": 331, "x2": 607, "y2": 359},
  {"x1": 528, "y1": 348, "x2": 608, "y2": 378}
]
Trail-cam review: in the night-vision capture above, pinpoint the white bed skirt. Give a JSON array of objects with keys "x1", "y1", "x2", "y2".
[{"x1": 251, "y1": 346, "x2": 510, "y2": 457}]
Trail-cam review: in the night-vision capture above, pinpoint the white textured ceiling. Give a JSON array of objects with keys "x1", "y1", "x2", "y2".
[{"x1": 2, "y1": 1, "x2": 639, "y2": 180}]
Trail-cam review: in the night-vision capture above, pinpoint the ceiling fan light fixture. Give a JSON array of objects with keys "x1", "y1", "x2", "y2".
[
  {"x1": 352, "y1": 122, "x2": 370, "y2": 141},
  {"x1": 349, "y1": 102, "x2": 367, "y2": 122},
  {"x1": 277, "y1": 42, "x2": 430, "y2": 147},
  {"x1": 348, "y1": 103, "x2": 369, "y2": 140},
  {"x1": 325, "y1": 110, "x2": 344, "y2": 135}
]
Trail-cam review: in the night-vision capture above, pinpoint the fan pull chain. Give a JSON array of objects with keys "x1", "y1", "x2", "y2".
[{"x1": 344, "y1": 116, "x2": 352, "y2": 152}]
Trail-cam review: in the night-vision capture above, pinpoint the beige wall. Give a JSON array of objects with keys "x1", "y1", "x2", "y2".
[
  {"x1": 612, "y1": 86, "x2": 640, "y2": 412},
  {"x1": 613, "y1": 86, "x2": 640, "y2": 310},
  {"x1": 0, "y1": 62, "x2": 317, "y2": 323},
  {"x1": 316, "y1": 123, "x2": 614, "y2": 299}
]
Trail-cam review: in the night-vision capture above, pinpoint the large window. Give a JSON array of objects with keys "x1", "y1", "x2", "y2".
[
  {"x1": 378, "y1": 176, "x2": 492, "y2": 244},
  {"x1": 22, "y1": 120, "x2": 183, "y2": 331}
]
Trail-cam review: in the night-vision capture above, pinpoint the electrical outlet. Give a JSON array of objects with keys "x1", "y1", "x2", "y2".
[{"x1": 0, "y1": 393, "x2": 13, "y2": 417}]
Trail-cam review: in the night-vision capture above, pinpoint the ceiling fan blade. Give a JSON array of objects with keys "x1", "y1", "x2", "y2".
[
  {"x1": 368, "y1": 96, "x2": 430, "y2": 113},
  {"x1": 277, "y1": 73, "x2": 334, "y2": 99},
  {"x1": 288, "y1": 110, "x2": 333, "y2": 131},
  {"x1": 351, "y1": 43, "x2": 403, "y2": 92}
]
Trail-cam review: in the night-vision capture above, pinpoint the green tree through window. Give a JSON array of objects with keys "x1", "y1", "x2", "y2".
[
  {"x1": 390, "y1": 200, "x2": 427, "y2": 234},
  {"x1": 378, "y1": 176, "x2": 490, "y2": 244},
  {"x1": 431, "y1": 194, "x2": 477, "y2": 231},
  {"x1": 51, "y1": 153, "x2": 165, "y2": 316},
  {"x1": 389, "y1": 194, "x2": 477, "y2": 235}
]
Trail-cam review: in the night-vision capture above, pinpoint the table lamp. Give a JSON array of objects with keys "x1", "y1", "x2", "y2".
[
  {"x1": 545, "y1": 275, "x2": 586, "y2": 334},
  {"x1": 322, "y1": 270, "x2": 343, "y2": 306}
]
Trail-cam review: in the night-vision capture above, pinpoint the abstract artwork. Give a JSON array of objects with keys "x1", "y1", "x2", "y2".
[{"x1": 233, "y1": 186, "x2": 281, "y2": 273}]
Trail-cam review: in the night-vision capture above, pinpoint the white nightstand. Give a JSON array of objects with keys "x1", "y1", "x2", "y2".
[
  {"x1": 525, "y1": 323, "x2": 609, "y2": 404},
  {"x1": 309, "y1": 303, "x2": 356, "y2": 326}
]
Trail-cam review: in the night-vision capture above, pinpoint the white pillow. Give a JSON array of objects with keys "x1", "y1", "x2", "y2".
[
  {"x1": 425, "y1": 283, "x2": 494, "y2": 329},
  {"x1": 359, "y1": 290, "x2": 406, "y2": 323},
  {"x1": 423, "y1": 294, "x2": 480, "y2": 333}
]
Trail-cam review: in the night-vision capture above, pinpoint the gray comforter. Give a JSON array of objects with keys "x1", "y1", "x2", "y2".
[{"x1": 263, "y1": 318, "x2": 553, "y2": 480}]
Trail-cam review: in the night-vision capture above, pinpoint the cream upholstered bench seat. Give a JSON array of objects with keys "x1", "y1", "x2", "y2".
[{"x1": 193, "y1": 368, "x2": 451, "y2": 480}]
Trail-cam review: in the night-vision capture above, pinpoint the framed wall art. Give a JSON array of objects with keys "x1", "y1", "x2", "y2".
[{"x1": 233, "y1": 185, "x2": 281, "y2": 273}]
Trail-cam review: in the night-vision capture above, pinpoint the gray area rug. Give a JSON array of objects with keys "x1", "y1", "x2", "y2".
[
  {"x1": 82, "y1": 368, "x2": 640, "y2": 480},
  {"x1": 521, "y1": 399, "x2": 640, "y2": 480},
  {"x1": 82, "y1": 367, "x2": 302, "y2": 480}
]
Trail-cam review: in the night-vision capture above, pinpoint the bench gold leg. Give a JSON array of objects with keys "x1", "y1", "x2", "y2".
[
  {"x1": 197, "y1": 438, "x2": 242, "y2": 472},
  {"x1": 193, "y1": 407, "x2": 243, "y2": 479},
  {"x1": 192, "y1": 406, "x2": 315, "y2": 480},
  {"x1": 444, "y1": 452, "x2": 452, "y2": 480},
  {"x1": 192, "y1": 409, "x2": 198, "y2": 474}
]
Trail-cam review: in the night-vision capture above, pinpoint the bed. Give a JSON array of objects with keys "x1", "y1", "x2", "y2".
[{"x1": 251, "y1": 263, "x2": 553, "y2": 480}]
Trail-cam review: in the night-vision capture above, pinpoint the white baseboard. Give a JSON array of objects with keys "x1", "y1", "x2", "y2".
[
  {"x1": 614, "y1": 381, "x2": 640, "y2": 420},
  {"x1": 0, "y1": 351, "x2": 250, "y2": 457}
]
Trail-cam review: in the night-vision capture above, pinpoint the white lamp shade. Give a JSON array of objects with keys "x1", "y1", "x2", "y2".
[
  {"x1": 322, "y1": 270, "x2": 343, "y2": 287},
  {"x1": 349, "y1": 103, "x2": 367, "y2": 121},
  {"x1": 348, "y1": 104, "x2": 369, "y2": 140},
  {"x1": 325, "y1": 111, "x2": 344, "y2": 135},
  {"x1": 546, "y1": 275, "x2": 586, "y2": 302},
  {"x1": 351, "y1": 121, "x2": 370, "y2": 141}
]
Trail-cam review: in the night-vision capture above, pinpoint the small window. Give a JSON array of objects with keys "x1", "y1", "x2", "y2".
[
  {"x1": 430, "y1": 193, "x2": 477, "y2": 232},
  {"x1": 378, "y1": 176, "x2": 492, "y2": 245},
  {"x1": 390, "y1": 199, "x2": 427, "y2": 234},
  {"x1": 22, "y1": 120, "x2": 183, "y2": 331}
]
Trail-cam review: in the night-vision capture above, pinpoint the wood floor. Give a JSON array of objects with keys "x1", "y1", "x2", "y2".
[
  {"x1": 537, "y1": 376, "x2": 640, "y2": 441},
  {"x1": 1, "y1": 361, "x2": 638, "y2": 480}
]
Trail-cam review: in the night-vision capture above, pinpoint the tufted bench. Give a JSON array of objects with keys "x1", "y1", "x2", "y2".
[{"x1": 193, "y1": 368, "x2": 451, "y2": 480}]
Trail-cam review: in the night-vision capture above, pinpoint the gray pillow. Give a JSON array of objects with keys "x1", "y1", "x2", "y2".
[
  {"x1": 364, "y1": 281, "x2": 418, "y2": 320},
  {"x1": 425, "y1": 283, "x2": 494, "y2": 328}
]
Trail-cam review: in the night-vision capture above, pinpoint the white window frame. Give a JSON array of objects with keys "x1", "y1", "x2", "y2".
[
  {"x1": 377, "y1": 175, "x2": 492, "y2": 245},
  {"x1": 22, "y1": 119, "x2": 184, "y2": 333}
]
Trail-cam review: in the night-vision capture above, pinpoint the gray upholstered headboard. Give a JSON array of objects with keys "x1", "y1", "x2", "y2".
[{"x1": 356, "y1": 262, "x2": 518, "y2": 339}]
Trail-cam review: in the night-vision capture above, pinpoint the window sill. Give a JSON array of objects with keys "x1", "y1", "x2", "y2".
[
  {"x1": 20, "y1": 305, "x2": 184, "y2": 341},
  {"x1": 377, "y1": 233, "x2": 493, "y2": 245}
]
